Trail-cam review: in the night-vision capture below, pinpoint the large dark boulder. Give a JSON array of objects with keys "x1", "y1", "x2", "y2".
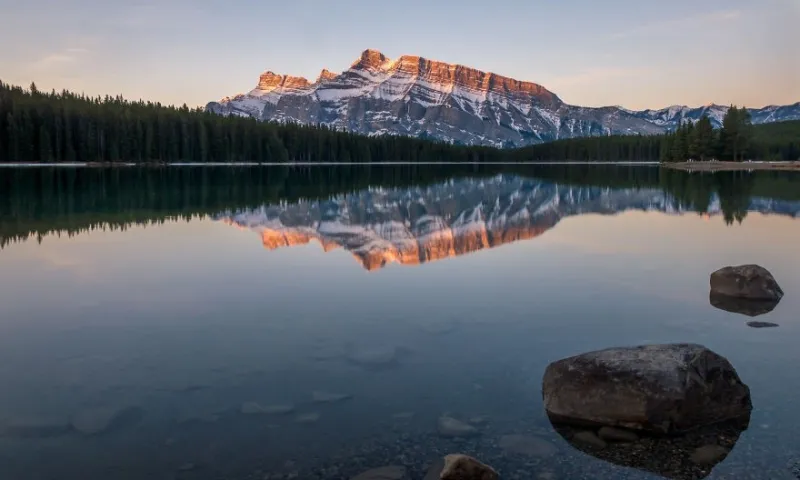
[
  {"x1": 709, "y1": 291, "x2": 781, "y2": 317},
  {"x1": 542, "y1": 344, "x2": 752, "y2": 435},
  {"x1": 710, "y1": 265, "x2": 783, "y2": 301}
]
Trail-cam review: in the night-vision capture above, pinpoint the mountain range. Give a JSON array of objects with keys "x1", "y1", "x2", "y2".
[
  {"x1": 207, "y1": 49, "x2": 800, "y2": 148},
  {"x1": 218, "y1": 175, "x2": 800, "y2": 271}
]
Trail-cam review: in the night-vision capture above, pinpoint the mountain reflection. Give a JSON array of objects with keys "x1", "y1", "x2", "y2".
[
  {"x1": 1, "y1": 166, "x2": 799, "y2": 257},
  {"x1": 219, "y1": 173, "x2": 800, "y2": 271}
]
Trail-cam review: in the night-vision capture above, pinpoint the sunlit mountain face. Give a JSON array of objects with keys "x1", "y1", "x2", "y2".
[{"x1": 217, "y1": 175, "x2": 800, "y2": 271}]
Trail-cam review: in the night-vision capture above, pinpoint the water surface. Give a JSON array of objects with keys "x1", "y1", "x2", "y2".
[{"x1": 0, "y1": 165, "x2": 798, "y2": 480}]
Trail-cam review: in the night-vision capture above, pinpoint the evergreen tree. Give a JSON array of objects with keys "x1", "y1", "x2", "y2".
[{"x1": 691, "y1": 115, "x2": 715, "y2": 161}]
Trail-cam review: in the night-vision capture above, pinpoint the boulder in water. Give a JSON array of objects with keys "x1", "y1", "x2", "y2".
[
  {"x1": 542, "y1": 344, "x2": 752, "y2": 434},
  {"x1": 710, "y1": 265, "x2": 783, "y2": 301}
]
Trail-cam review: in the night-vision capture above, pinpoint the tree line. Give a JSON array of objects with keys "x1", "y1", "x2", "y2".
[
  {"x1": 515, "y1": 107, "x2": 799, "y2": 163},
  {"x1": 0, "y1": 80, "x2": 798, "y2": 163},
  {"x1": 0, "y1": 81, "x2": 503, "y2": 164}
]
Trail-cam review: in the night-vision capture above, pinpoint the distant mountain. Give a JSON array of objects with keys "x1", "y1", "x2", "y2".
[
  {"x1": 207, "y1": 49, "x2": 800, "y2": 148},
  {"x1": 218, "y1": 175, "x2": 800, "y2": 271}
]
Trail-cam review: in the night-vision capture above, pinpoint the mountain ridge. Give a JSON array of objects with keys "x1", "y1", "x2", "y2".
[{"x1": 208, "y1": 49, "x2": 800, "y2": 148}]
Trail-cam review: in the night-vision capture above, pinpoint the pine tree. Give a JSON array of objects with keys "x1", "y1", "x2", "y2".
[
  {"x1": 691, "y1": 115, "x2": 715, "y2": 161},
  {"x1": 722, "y1": 106, "x2": 740, "y2": 161}
]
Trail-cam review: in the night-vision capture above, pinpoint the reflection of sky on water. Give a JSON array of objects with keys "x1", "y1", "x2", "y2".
[{"x1": 0, "y1": 208, "x2": 798, "y2": 479}]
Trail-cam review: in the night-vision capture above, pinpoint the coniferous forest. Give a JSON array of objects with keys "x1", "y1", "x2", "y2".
[{"x1": 0, "y1": 80, "x2": 798, "y2": 163}]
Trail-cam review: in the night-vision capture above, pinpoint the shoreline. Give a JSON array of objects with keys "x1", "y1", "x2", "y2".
[
  {"x1": 662, "y1": 161, "x2": 800, "y2": 172},
  {"x1": 0, "y1": 161, "x2": 661, "y2": 168}
]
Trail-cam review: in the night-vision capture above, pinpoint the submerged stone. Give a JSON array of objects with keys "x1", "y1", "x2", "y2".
[
  {"x1": 71, "y1": 406, "x2": 143, "y2": 435},
  {"x1": 437, "y1": 416, "x2": 479, "y2": 438},
  {"x1": 312, "y1": 391, "x2": 352, "y2": 403},
  {"x1": 747, "y1": 321, "x2": 780, "y2": 328},
  {"x1": 542, "y1": 343, "x2": 752, "y2": 434},
  {"x1": 240, "y1": 402, "x2": 295, "y2": 415},
  {"x1": 1, "y1": 417, "x2": 72, "y2": 438},
  {"x1": 550, "y1": 417, "x2": 749, "y2": 480},
  {"x1": 689, "y1": 445, "x2": 730, "y2": 466},
  {"x1": 498, "y1": 434, "x2": 558, "y2": 457},
  {"x1": 350, "y1": 465, "x2": 407, "y2": 480}
]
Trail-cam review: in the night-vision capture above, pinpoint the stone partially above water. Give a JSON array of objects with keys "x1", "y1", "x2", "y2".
[
  {"x1": 440, "y1": 454, "x2": 499, "y2": 480},
  {"x1": 542, "y1": 344, "x2": 752, "y2": 434},
  {"x1": 437, "y1": 416, "x2": 479, "y2": 438},
  {"x1": 710, "y1": 265, "x2": 784, "y2": 301}
]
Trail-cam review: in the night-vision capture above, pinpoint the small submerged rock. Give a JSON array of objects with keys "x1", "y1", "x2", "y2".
[
  {"x1": 423, "y1": 459, "x2": 445, "y2": 480},
  {"x1": 689, "y1": 445, "x2": 730, "y2": 466},
  {"x1": 71, "y1": 406, "x2": 143, "y2": 435},
  {"x1": 345, "y1": 345, "x2": 409, "y2": 371},
  {"x1": 295, "y1": 412, "x2": 321, "y2": 424},
  {"x1": 350, "y1": 465, "x2": 407, "y2": 480},
  {"x1": 437, "y1": 416, "x2": 479, "y2": 438},
  {"x1": 441, "y1": 454, "x2": 498, "y2": 480},
  {"x1": 572, "y1": 431, "x2": 607, "y2": 449},
  {"x1": 498, "y1": 434, "x2": 558, "y2": 457},
  {"x1": 1, "y1": 417, "x2": 72, "y2": 438},
  {"x1": 392, "y1": 412, "x2": 415, "y2": 420},
  {"x1": 240, "y1": 402, "x2": 295, "y2": 415},
  {"x1": 710, "y1": 264, "x2": 784, "y2": 301},
  {"x1": 598, "y1": 426, "x2": 639, "y2": 443},
  {"x1": 747, "y1": 321, "x2": 780, "y2": 329},
  {"x1": 312, "y1": 391, "x2": 352, "y2": 403}
]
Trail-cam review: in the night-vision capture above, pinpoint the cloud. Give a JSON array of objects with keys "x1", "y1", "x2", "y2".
[
  {"x1": 611, "y1": 10, "x2": 742, "y2": 39},
  {"x1": 31, "y1": 47, "x2": 89, "y2": 71}
]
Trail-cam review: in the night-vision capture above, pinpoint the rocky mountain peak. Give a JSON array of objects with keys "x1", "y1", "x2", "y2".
[
  {"x1": 351, "y1": 48, "x2": 389, "y2": 70},
  {"x1": 256, "y1": 71, "x2": 311, "y2": 92},
  {"x1": 316, "y1": 68, "x2": 338, "y2": 83}
]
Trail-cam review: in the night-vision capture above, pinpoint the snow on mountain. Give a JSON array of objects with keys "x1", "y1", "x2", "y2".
[{"x1": 207, "y1": 49, "x2": 800, "y2": 148}]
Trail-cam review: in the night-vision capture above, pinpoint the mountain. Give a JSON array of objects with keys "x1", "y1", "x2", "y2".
[
  {"x1": 206, "y1": 49, "x2": 800, "y2": 148},
  {"x1": 217, "y1": 175, "x2": 800, "y2": 271}
]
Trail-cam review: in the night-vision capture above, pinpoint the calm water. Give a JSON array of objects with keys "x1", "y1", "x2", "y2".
[{"x1": 0, "y1": 165, "x2": 799, "y2": 480}]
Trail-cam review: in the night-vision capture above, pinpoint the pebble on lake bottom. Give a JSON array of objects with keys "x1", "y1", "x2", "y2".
[
  {"x1": 689, "y1": 445, "x2": 730, "y2": 465},
  {"x1": 350, "y1": 465, "x2": 407, "y2": 480}
]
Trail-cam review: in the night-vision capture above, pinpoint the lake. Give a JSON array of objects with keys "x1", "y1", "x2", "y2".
[{"x1": 0, "y1": 165, "x2": 799, "y2": 480}]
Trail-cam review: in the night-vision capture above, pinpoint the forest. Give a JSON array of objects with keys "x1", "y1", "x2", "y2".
[{"x1": 0, "y1": 80, "x2": 798, "y2": 163}]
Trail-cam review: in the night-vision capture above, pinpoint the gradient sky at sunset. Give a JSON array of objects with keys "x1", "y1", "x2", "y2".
[{"x1": 1, "y1": 0, "x2": 797, "y2": 109}]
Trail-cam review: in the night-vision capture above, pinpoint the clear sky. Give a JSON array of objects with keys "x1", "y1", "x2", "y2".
[{"x1": 1, "y1": 0, "x2": 797, "y2": 110}]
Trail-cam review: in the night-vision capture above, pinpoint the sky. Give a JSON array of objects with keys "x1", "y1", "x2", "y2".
[{"x1": 0, "y1": 0, "x2": 798, "y2": 110}]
